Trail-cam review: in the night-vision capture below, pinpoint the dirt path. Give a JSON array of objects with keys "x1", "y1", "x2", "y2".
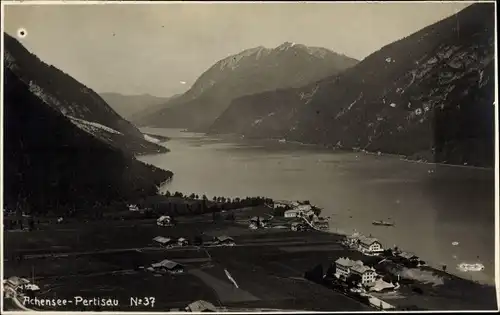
[{"x1": 189, "y1": 269, "x2": 260, "y2": 304}]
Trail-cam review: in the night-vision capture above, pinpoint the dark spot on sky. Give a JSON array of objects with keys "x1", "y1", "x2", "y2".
[
  {"x1": 316, "y1": 110, "x2": 320, "y2": 114},
  {"x1": 20, "y1": 30, "x2": 25, "y2": 36}
]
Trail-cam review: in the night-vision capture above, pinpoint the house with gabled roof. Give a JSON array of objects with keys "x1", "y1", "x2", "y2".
[
  {"x1": 214, "y1": 235, "x2": 235, "y2": 246},
  {"x1": 152, "y1": 236, "x2": 174, "y2": 247},
  {"x1": 334, "y1": 257, "x2": 377, "y2": 285},
  {"x1": 358, "y1": 236, "x2": 383, "y2": 254},
  {"x1": 151, "y1": 259, "x2": 184, "y2": 274},
  {"x1": 185, "y1": 300, "x2": 217, "y2": 312}
]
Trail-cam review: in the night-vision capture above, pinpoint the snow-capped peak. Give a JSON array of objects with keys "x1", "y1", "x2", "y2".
[
  {"x1": 218, "y1": 46, "x2": 272, "y2": 70},
  {"x1": 277, "y1": 42, "x2": 296, "y2": 51}
]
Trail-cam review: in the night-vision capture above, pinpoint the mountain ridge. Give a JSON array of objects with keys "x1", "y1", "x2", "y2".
[
  {"x1": 3, "y1": 33, "x2": 173, "y2": 214},
  {"x1": 99, "y1": 92, "x2": 174, "y2": 120},
  {"x1": 4, "y1": 33, "x2": 166, "y2": 155},
  {"x1": 133, "y1": 42, "x2": 359, "y2": 130},
  {"x1": 208, "y1": 3, "x2": 495, "y2": 167}
]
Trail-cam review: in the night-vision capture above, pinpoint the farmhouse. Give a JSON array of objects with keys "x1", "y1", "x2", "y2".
[
  {"x1": 128, "y1": 204, "x2": 140, "y2": 212},
  {"x1": 291, "y1": 221, "x2": 310, "y2": 231},
  {"x1": 152, "y1": 236, "x2": 174, "y2": 247},
  {"x1": 157, "y1": 216, "x2": 172, "y2": 227},
  {"x1": 249, "y1": 216, "x2": 268, "y2": 228},
  {"x1": 398, "y1": 251, "x2": 419, "y2": 261},
  {"x1": 151, "y1": 259, "x2": 184, "y2": 274},
  {"x1": 5, "y1": 276, "x2": 30, "y2": 293},
  {"x1": 214, "y1": 236, "x2": 235, "y2": 246},
  {"x1": 313, "y1": 218, "x2": 329, "y2": 230},
  {"x1": 185, "y1": 300, "x2": 217, "y2": 312},
  {"x1": 177, "y1": 237, "x2": 189, "y2": 247}
]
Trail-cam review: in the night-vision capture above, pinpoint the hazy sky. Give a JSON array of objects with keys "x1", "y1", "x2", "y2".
[{"x1": 4, "y1": 2, "x2": 473, "y2": 97}]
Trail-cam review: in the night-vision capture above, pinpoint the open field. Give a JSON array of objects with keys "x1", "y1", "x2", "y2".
[{"x1": 3, "y1": 208, "x2": 497, "y2": 311}]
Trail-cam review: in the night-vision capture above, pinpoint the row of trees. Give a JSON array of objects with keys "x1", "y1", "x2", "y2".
[
  {"x1": 163, "y1": 190, "x2": 262, "y2": 205},
  {"x1": 143, "y1": 194, "x2": 272, "y2": 218}
]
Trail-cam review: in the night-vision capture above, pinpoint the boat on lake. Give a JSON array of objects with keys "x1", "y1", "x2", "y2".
[{"x1": 372, "y1": 220, "x2": 395, "y2": 226}]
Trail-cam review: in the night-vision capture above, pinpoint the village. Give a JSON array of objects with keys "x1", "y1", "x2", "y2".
[{"x1": 3, "y1": 195, "x2": 496, "y2": 312}]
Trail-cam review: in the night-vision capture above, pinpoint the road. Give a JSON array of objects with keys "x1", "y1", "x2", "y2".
[{"x1": 18, "y1": 239, "x2": 341, "y2": 259}]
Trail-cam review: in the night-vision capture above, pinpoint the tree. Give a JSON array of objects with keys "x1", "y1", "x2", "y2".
[
  {"x1": 189, "y1": 193, "x2": 196, "y2": 199},
  {"x1": 383, "y1": 248, "x2": 393, "y2": 257},
  {"x1": 304, "y1": 264, "x2": 324, "y2": 283},
  {"x1": 201, "y1": 199, "x2": 207, "y2": 213},
  {"x1": 165, "y1": 191, "x2": 171, "y2": 197},
  {"x1": 325, "y1": 264, "x2": 337, "y2": 279},
  {"x1": 346, "y1": 273, "x2": 362, "y2": 288},
  {"x1": 312, "y1": 206, "x2": 322, "y2": 216},
  {"x1": 213, "y1": 196, "x2": 217, "y2": 202},
  {"x1": 442, "y1": 264, "x2": 447, "y2": 272},
  {"x1": 28, "y1": 218, "x2": 35, "y2": 231},
  {"x1": 194, "y1": 235, "x2": 203, "y2": 246}
]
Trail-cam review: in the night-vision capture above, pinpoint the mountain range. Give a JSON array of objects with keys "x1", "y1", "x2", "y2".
[
  {"x1": 3, "y1": 33, "x2": 173, "y2": 214},
  {"x1": 133, "y1": 43, "x2": 359, "y2": 130},
  {"x1": 99, "y1": 92, "x2": 175, "y2": 121},
  {"x1": 208, "y1": 3, "x2": 495, "y2": 167}
]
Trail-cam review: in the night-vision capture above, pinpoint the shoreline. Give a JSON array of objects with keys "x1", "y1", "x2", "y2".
[
  {"x1": 318, "y1": 222, "x2": 494, "y2": 288},
  {"x1": 207, "y1": 132, "x2": 494, "y2": 171},
  {"x1": 4, "y1": 201, "x2": 496, "y2": 311},
  {"x1": 143, "y1": 132, "x2": 171, "y2": 143}
]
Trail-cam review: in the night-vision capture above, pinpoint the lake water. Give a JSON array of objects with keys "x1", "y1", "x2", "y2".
[{"x1": 138, "y1": 128, "x2": 496, "y2": 285}]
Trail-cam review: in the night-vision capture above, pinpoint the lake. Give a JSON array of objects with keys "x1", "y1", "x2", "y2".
[{"x1": 138, "y1": 127, "x2": 496, "y2": 285}]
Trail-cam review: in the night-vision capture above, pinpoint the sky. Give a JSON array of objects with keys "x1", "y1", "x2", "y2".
[{"x1": 4, "y1": 1, "x2": 473, "y2": 97}]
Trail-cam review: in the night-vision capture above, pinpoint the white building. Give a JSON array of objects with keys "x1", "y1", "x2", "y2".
[
  {"x1": 128, "y1": 204, "x2": 140, "y2": 212},
  {"x1": 335, "y1": 257, "x2": 357, "y2": 278},
  {"x1": 284, "y1": 209, "x2": 301, "y2": 218},
  {"x1": 334, "y1": 257, "x2": 378, "y2": 285},
  {"x1": 284, "y1": 205, "x2": 315, "y2": 218},
  {"x1": 273, "y1": 200, "x2": 292, "y2": 209},
  {"x1": 358, "y1": 236, "x2": 383, "y2": 254},
  {"x1": 350, "y1": 263, "x2": 377, "y2": 285}
]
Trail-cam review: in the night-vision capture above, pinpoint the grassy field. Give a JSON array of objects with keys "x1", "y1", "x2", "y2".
[{"x1": 3, "y1": 208, "x2": 497, "y2": 311}]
